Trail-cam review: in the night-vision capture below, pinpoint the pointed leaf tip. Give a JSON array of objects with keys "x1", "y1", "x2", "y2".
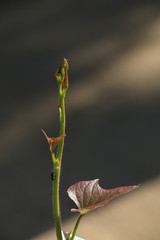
[{"x1": 67, "y1": 179, "x2": 139, "y2": 215}]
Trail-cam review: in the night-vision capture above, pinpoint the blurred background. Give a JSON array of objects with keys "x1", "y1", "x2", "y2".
[{"x1": 1, "y1": 0, "x2": 160, "y2": 239}]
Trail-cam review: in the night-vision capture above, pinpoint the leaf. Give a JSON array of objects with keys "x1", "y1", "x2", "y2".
[
  {"x1": 67, "y1": 179, "x2": 139, "y2": 215},
  {"x1": 41, "y1": 129, "x2": 66, "y2": 153}
]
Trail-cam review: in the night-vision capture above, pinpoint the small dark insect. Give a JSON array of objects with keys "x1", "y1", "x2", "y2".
[{"x1": 51, "y1": 170, "x2": 54, "y2": 181}]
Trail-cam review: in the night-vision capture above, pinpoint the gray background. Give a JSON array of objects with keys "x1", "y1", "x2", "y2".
[{"x1": 1, "y1": 0, "x2": 160, "y2": 239}]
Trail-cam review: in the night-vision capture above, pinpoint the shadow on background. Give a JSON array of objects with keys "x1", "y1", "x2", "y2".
[{"x1": 0, "y1": 0, "x2": 160, "y2": 239}]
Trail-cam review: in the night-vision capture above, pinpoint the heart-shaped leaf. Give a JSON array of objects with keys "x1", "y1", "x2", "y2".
[{"x1": 67, "y1": 179, "x2": 139, "y2": 215}]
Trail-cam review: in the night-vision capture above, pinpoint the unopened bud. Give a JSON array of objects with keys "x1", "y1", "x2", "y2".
[
  {"x1": 61, "y1": 58, "x2": 69, "y2": 90},
  {"x1": 55, "y1": 64, "x2": 62, "y2": 81},
  {"x1": 55, "y1": 58, "x2": 69, "y2": 91}
]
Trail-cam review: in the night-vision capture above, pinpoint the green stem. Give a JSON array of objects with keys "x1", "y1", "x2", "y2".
[
  {"x1": 53, "y1": 94, "x2": 66, "y2": 240},
  {"x1": 70, "y1": 215, "x2": 83, "y2": 240},
  {"x1": 57, "y1": 95, "x2": 65, "y2": 162},
  {"x1": 53, "y1": 164, "x2": 62, "y2": 240}
]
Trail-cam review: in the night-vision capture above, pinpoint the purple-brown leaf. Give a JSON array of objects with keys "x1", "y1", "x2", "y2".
[{"x1": 67, "y1": 179, "x2": 139, "y2": 215}]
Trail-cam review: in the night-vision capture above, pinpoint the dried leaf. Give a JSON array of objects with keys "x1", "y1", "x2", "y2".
[
  {"x1": 67, "y1": 179, "x2": 139, "y2": 215},
  {"x1": 41, "y1": 129, "x2": 66, "y2": 153}
]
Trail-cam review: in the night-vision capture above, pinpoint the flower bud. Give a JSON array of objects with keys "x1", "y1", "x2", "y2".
[
  {"x1": 61, "y1": 58, "x2": 69, "y2": 90},
  {"x1": 55, "y1": 58, "x2": 69, "y2": 91}
]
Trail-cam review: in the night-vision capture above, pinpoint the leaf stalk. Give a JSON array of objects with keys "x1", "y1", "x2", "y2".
[{"x1": 70, "y1": 215, "x2": 83, "y2": 240}]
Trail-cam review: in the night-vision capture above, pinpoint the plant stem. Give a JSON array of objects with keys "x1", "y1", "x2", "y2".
[
  {"x1": 70, "y1": 215, "x2": 83, "y2": 240},
  {"x1": 53, "y1": 164, "x2": 62, "y2": 240},
  {"x1": 52, "y1": 94, "x2": 66, "y2": 240},
  {"x1": 57, "y1": 95, "x2": 65, "y2": 162}
]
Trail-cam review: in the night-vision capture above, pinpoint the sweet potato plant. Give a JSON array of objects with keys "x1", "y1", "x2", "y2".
[{"x1": 42, "y1": 59, "x2": 139, "y2": 240}]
